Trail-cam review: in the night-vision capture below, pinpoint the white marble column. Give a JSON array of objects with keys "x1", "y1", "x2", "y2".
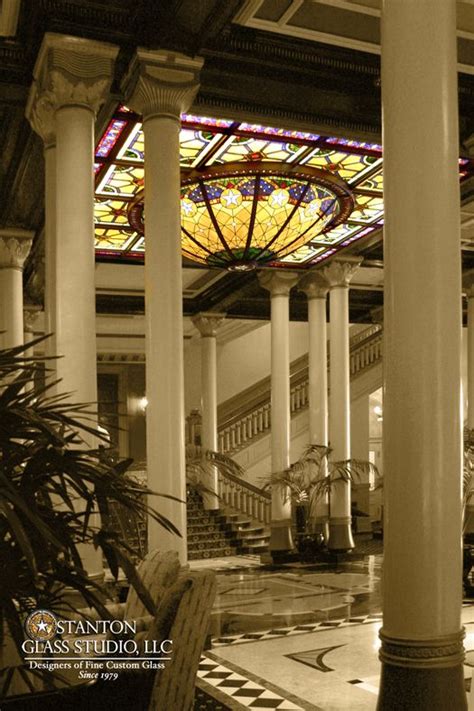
[
  {"x1": 299, "y1": 271, "x2": 329, "y2": 538},
  {"x1": 259, "y1": 270, "x2": 299, "y2": 556},
  {"x1": 0, "y1": 230, "x2": 33, "y2": 350},
  {"x1": 26, "y1": 34, "x2": 118, "y2": 580},
  {"x1": 320, "y1": 257, "x2": 360, "y2": 552},
  {"x1": 192, "y1": 312, "x2": 225, "y2": 510},
  {"x1": 26, "y1": 33, "x2": 117, "y2": 404},
  {"x1": 123, "y1": 50, "x2": 203, "y2": 562},
  {"x1": 379, "y1": 1, "x2": 464, "y2": 707}
]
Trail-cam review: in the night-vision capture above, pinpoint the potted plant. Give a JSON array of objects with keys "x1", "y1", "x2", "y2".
[
  {"x1": 0, "y1": 340, "x2": 180, "y2": 697},
  {"x1": 263, "y1": 444, "x2": 380, "y2": 559}
]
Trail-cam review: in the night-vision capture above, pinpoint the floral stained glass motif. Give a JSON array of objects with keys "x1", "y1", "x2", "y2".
[
  {"x1": 93, "y1": 109, "x2": 474, "y2": 264},
  {"x1": 94, "y1": 227, "x2": 138, "y2": 252},
  {"x1": 302, "y1": 148, "x2": 379, "y2": 182},
  {"x1": 175, "y1": 168, "x2": 351, "y2": 269},
  {"x1": 210, "y1": 135, "x2": 307, "y2": 165},
  {"x1": 97, "y1": 164, "x2": 144, "y2": 197}
]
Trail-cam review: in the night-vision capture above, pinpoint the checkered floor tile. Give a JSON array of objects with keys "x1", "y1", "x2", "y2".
[
  {"x1": 197, "y1": 656, "x2": 309, "y2": 710},
  {"x1": 212, "y1": 613, "x2": 383, "y2": 647}
]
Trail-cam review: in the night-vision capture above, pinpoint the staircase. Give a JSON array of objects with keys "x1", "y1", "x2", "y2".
[
  {"x1": 186, "y1": 486, "x2": 270, "y2": 560},
  {"x1": 216, "y1": 323, "x2": 383, "y2": 456}
]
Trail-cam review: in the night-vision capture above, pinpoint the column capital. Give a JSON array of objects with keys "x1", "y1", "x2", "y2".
[
  {"x1": 319, "y1": 256, "x2": 362, "y2": 288},
  {"x1": 192, "y1": 312, "x2": 226, "y2": 338},
  {"x1": 258, "y1": 269, "x2": 299, "y2": 297},
  {"x1": 298, "y1": 270, "x2": 329, "y2": 300},
  {"x1": 463, "y1": 269, "x2": 474, "y2": 298},
  {"x1": 0, "y1": 229, "x2": 33, "y2": 270},
  {"x1": 26, "y1": 33, "x2": 118, "y2": 142},
  {"x1": 122, "y1": 49, "x2": 203, "y2": 121}
]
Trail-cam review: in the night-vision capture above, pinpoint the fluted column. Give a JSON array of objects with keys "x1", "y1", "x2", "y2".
[
  {"x1": 192, "y1": 312, "x2": 226, "y2": 510},
  {"x1": 258, "y1": 270, "x2": 299, "y2": 556},
  {"x1": 123, "y1": 50, "x2": 203, "y2": 562},
  {"x1": 26, "y1": 33, "x2": 117, "y2": 403},
  {"x1": 299, "y1": 271, "x2": 329, "y2": 538},
  {"x1": 379, "y1": 1, "x2": 464, "y2": 708},
  {"x1": 320, "y1": 257, "x2": 361, "y2": 552},
  {"x1": 0, "y1": 230, "x2": 33, "y2": 350}
]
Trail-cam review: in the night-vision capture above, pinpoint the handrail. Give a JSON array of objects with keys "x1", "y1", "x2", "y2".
[
  {"x1": 216, "y1": 324, "x2": 383, "y2": 455},
  {"x1": 217, "y1": 469, "x2": 271, "y2": 525}
]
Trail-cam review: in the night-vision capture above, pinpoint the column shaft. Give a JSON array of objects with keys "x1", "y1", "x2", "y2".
[
  {"x1": 328, "y1": 284, "x2": 353, "y2": 550},
  {"x1": 144, "y1": 114, "x2": 187, "y2": 559},
  {"x1": 55, "y1": 105, "x2": 97, "y2": 405},
  {"x1": 44, "y1": 143, "x2": 57, "y2": 363},
  {"x1": 0, "y1": 269, "x2": 24, "y2": 349},
  {"x1": 379, "y1": 0, "x2": 464, "y2": 707},
  {"x1": 307, "y1": 296, "x2": 328, "y2": 446}
]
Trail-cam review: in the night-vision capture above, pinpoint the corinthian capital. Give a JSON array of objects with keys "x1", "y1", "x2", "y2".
[
  {"x1": 258, "y1": 269, "x2": 299, "y2": 297},
  {"x1": 320, "y1": 256, "x2": 362, "y2": 288},
  {"x1": 26, "y1": 33, "x2": 118, "y2": 140},
  {"x1": 0, "y1": 229, "x2": 34, "y2": 270},
  {"x1": 122, "y1": 49, "x2": 203, "y2": 120},
  {"x1": 192, "y1": 312, "x2": 226, "y2": 338},
  {"x1": 298, "y1": 270, "x2": 329, "y2": 300}
]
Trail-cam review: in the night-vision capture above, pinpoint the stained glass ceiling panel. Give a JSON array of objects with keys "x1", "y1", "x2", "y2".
[{"x1": 93, "y1": 108, "x2": 474, "y2": 265}]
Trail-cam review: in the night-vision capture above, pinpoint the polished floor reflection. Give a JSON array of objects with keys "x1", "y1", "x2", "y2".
[{"x1": 191, "y1": 553, "x2": 474, "y2": 711}]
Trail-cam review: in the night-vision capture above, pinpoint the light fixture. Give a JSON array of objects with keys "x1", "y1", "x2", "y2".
[
  {"x1": 128, "y1": 162, "x2": 354, "y2": 271},
  {"x1": 139, "y1": 396, "x2": 148, "y2": 412}
]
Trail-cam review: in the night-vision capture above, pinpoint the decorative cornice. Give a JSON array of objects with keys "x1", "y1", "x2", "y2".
[
  {"x1": 320, "y1": 256, "x2": 362, "y2": 288},
  {"x1": 298, "y1": 270, "x2": 329, "y2": 300},
  {"x1": 258, "y1": 269, "x2": 299, "y2": 298},
  {"x1": 122, "y1": 49, "x2": 203, "y2": 121},
  {"x1": 379, "y1": 629, "x2": 465, "y2": 670},
  {"x1": 0, "y1": 229, "x2": 33, "y2": 270},
  {"x1": 26, "y1": 33, "x2": 118, "y2": 141},
  {"x1": 192, "y1": 312, "x2": 226, "y2": 338}
]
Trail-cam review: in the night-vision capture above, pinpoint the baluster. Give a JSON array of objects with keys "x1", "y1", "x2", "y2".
[
  {"x1": 258, "y1": 409, "x2": 263, "y2": 432},
  {"x1": 241, "y1": 418, "x2": 247, "y2": 443},
  {"x1": 236, "y1": 425, "x2": 241, "y2": 447},
  {"x1": 301, "y1": 384, "x2": 307, "y2": 406},
  {"x1": 290, "y1": 390, "x2": 296, "y2": 412},
  {"x1": 224, "y1": 430, "x2": 230, "y2": 452},
  {"x1": 218, "y1": 433, "x2": 224, "y2": 453},
  {"x1": 263, "y1": 406, "x2": 270, "y2": 429},
  {"x1": 247, "y1": 415, "x2": 253, "y2": 439}
]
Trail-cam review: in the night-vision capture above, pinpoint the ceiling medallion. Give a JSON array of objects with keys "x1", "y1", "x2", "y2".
[{"x1": 128, "y1": 162, "x2": 354, "y2": 270}]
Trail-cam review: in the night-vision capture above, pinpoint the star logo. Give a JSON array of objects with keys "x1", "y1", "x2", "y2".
[{"x1": 25, "y1": 610, "x2": 58, "y2": 642}]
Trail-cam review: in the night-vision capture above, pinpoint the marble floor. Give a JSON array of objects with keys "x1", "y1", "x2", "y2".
[{"x1": 192, "y1": 553, "x2": 474, "y2": 711}]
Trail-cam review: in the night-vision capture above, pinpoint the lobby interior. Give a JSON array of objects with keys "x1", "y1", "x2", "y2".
[{"x1": 3, "y1": 0, "x2": 474, "y2": 709}]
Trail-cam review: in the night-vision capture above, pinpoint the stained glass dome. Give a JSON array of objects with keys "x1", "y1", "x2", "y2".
[{"x1": 128, "y1": 162, "x2": 354, "y2": 271}]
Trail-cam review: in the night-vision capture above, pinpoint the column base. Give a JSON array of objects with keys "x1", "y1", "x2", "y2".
[
  {"x1": 377, "y1": 630, "x2": 466, "y2": 710},
  {"x1": 269, "y1": 519, "x2": 294, "y2": 552},
  {"x1": 311, "y1": 517, "x2": 329, "y2": 543},
  {"x1": 327, "y1": 516, "x2": 354, "y2": 552}
]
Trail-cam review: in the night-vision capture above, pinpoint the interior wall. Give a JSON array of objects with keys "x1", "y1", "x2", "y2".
[{"x1": 184, "y1": 319, "x2": 311, "y2": 414}]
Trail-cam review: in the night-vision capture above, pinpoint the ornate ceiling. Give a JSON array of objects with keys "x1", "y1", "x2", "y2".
[{"x1": 2, "y1": 0, "x2": 474, "y2": 323}]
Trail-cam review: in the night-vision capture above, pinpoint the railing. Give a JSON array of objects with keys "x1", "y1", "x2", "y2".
[
  {"x1": 217, "y1": 469, "x2": 271, "y2": 525},
  {"x1": 216, "y1": 324, "x2": 383, "y2": 455}
]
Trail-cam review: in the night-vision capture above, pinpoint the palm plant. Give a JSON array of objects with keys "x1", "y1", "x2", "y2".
[
  {"x1": 0, "y1": 340, "x2": 180, "y2": 695},
  {"x1": 263, "y1": 443, "x2": 380, "y2": 535}
]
